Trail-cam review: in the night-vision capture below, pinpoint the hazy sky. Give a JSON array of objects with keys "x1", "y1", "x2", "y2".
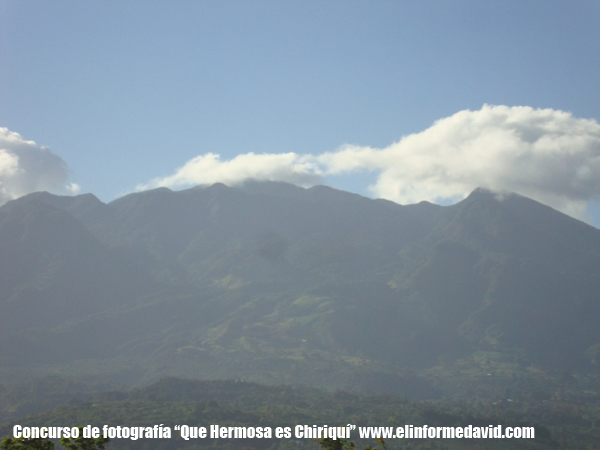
[{"x1": 2, "y1": 1, "x2": 600, "y2": 223}]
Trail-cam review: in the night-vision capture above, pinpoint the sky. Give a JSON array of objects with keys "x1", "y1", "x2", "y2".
[{"x1": 1, "y1": 1, "x2": 600, "y2": 224}]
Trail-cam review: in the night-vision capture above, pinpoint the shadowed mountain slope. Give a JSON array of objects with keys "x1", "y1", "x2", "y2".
[{"x1": 2, "y1": 182, "x2": 600, "y2": 394}]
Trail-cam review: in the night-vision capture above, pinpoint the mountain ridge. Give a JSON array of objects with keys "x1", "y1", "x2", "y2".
[{"x1": 1, "y1": 181, "x2": 599, "y2": 397}]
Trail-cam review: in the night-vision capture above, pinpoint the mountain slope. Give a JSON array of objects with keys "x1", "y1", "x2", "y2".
[
  {"x1": 388, "y1": 189, "x2": 600, "y2": 368},
  {"x1": 2, "y1": 182, "x2": 600, "y2": 395},
  {"x1": 0, "y1": 198, "x2": 158, "y2": 366}
]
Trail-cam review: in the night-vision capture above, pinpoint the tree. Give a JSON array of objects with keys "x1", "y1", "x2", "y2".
[
  {"x1": 59, "y1": 427, "x2": 109, "y2": 450},
  {"x1": 0, "y1": 437, "x2": 54, "y2": 450},
  {"x1": 317, "y1": 437, "x2": 386, "y2": 450},
  {"x1": 1, "y1": 429, "x2": 109, "y2": 450}
]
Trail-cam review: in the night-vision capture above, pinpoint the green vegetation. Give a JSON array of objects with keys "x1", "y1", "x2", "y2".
[
  {"x1": 1, "y1": 437, "x2": 54, "y2": 450},
  {"x1": 2, "y1": 184, "x2": 600, "y2": 449},
  {"x1": 2, "y1": 184, "x2": 600, "y2": 394},
  {"x1": 0, "y1": 377, "x2": 596, "y2": 449},
  {"x1": 1, "y1": 426, "x2": 108, "y2": 450},
  {"x1": 316, "y1": 437, "x2": 386, "y2": 450}
]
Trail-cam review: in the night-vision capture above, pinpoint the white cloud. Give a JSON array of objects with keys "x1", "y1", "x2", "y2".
[
  {"x1": 326, "y1": 105, "x2": 600, "y2": 219},
  {"x1": 0, "y1": 128, "x2": 79, "y2": 204},
  {"x1": 138, "y1": 152, "x2": 323, "y2": 191},
  {"x1": 141, "y1": 105, "x2": 600, "y2": 220}
]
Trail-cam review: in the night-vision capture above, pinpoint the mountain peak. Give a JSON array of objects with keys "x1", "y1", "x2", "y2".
[{"x1": 462, "y1": 187, "x2": 512, "y2": 202}]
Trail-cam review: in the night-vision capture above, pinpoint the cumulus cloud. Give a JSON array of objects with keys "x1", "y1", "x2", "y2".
[
  {"x1": 0, "y1": 128, "x2": 79, "y2": 204},
  {"x1": 138, "y1": 152, "x2": 323, "y2": 191},
  {"x1": 323, "y1": 105, "x2": 600, "y2": 218},
  {"x1": 141, "y1": 105, "x2": 600, "y2": 219}
]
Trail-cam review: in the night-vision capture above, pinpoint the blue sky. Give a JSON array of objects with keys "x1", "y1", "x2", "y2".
[{"x1": 2, "y1": 1, "x2": 600, "y2": 223}]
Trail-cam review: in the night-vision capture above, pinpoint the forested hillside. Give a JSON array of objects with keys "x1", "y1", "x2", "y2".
[
  {"x1": 4, "y1": 377, "x2": 594, "y2": 450},
  {"x1": 2, "y1": 182, "x2": 600, "y2": 397},
  {"x1": 2, "y1": 182, "x2": 600, "y2": 449}
]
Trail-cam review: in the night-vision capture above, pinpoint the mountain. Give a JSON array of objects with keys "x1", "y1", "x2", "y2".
[
  {"x1": 1, "y1": 181, "x2": 600, "y2": 399},
  {"x1": 0, "y1": 197, "x2": 159, "y2": 367}
]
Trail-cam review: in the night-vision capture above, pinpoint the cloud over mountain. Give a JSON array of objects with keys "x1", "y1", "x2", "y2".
[
  {"x1": 141, "y1": 105, "x2": 600, "y2": 219},
  {"x1": 0, "y1": 128, "x2": 79, "y2": 204},
  {"x1": 139, "y1": 152, "x2": 322, "y2": 191},
  {"x1": 325, "y1": 105, "x2": 600, "y2": 218}
]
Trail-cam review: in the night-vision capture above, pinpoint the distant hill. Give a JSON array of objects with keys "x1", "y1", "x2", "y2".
[{"x1": 2, "y1": 181, "x2": 600, "y2": 398}]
